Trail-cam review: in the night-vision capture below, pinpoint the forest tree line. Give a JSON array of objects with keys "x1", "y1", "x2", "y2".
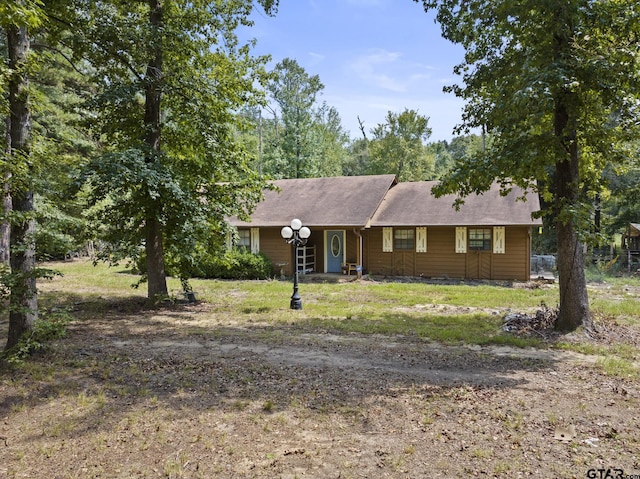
[{"x1": 4, "y1": 45, "x2": 638, "y2": 263}]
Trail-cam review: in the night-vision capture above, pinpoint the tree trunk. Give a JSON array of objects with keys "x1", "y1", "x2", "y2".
[
  {"x1": 8, "y1": 191, "x2": 37, "y2": 349},
  {"x1": 5, "y1": 24, "x2": 38, "y2": 350},
  {"x1": 145, "y1": 212, "x2": 167, "y2": 299},
  {"x1": 555, "y1": 214, "x2": 590, "y2": 331},
  {"x1": 1, "y1": 118, "x2": 11, "y2": 266},
  {"x1": 553, "y1": 98, "x2": 591, "y2": 332},
  {"x1": 550, "y1": 10, "x2": 591, "y2": 333},
  {"x1": 143, "y1": 0, "x2": 168, "y2": 299},
  {"x1": 0, "y1": 187, "x2": 10, "y2": 266}
]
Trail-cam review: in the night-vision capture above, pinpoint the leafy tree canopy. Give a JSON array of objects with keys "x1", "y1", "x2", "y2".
[
  {"x1": 416, "y1": 0, "x2": 640, "y2": 331},
  {"x1": 58, "y1": 0, "x2": 280, "y2": 293},
  {"x1": 418, "y1": 0, "x2": 640, "y2": 204},
  {"x1": 368, "y1": 108, "x2": 434, "y2": 181},
  {"x1": 266, "y1": 57, "x2": 324, "y2": 178}
]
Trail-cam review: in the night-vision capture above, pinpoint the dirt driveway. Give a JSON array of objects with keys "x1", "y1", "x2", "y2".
[{"x1": 1, "y1": 300, "x2": 639, "y2": 478}]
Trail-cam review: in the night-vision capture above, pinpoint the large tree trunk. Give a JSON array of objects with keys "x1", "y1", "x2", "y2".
[
  {"x1": 1, "y1": 118, "x2": 10, "y2": 266},
  {"x1": 555, "y1": 215, "x2": 591, "y2": 331},
  {"x1": 553, "y1": 99, "x2": 592, "y2": 332},
  {"x1": 5, "y1": 24, "x2": 38, "y2": 351},
  {"x1": 551, "y1": 11, "x2": 591, "y2": 333},
  {"x1": 0, "y1": 187, "x2": 10, "y2": 266},
  {"x1": 145, "y1": 213, "x2": 167, "y2": 299},
  {"x1": 143, "y1": 0, "x2": 168, "y2": 299}
]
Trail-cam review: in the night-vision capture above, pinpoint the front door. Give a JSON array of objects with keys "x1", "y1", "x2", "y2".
[{"x1": 326, "y1": 230, "x2": 344, "y2": 273}]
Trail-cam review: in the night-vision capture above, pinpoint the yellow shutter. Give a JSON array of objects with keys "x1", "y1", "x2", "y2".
[
  {"x1": 250, "y1": 228, "x2": 260, "y2": 254},
  {"x1": 455, "y1": 227, "x2": 467, "y2": 253},
  {"x1": 225, "y1": 230, "x2": 233, "y2": 251},
  {"x1": 416, "y1": 227, "x2": 427, "y2": 253},
  {"x1": 493, "y1": 227, "x2": 505, "y2": 254},
  {"x1": 382, "y1": 227, "x2": 393, "y2": 252}
]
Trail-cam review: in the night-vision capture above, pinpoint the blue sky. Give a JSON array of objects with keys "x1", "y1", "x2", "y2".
[{"x1": 246, "y1": 0, "x2": 467, "y2": 142}]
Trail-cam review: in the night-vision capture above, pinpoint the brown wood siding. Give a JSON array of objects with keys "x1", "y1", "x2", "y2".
[
  {"x1": 490, "y1": 227, "x2": 531, "y2": 280},
  {"x1": 366, "y1": 228, "x2": 393, "y2": 275},
  {"x1": 415, "y1": 227, "x2": 467, "y2": 278},
  {"x1": 345, "y1": 232, "x2": 359, "y2": 264},
  {"x1": 255, "y1": 228, "x2": 294, "y2": 275},
  {"x1": 466, "y1": 252, "x2": 492, "y2": 279},
  {"x1": 252, "y1": 227, "x2": 324, "y2": 276},
  {"x1": 254, "y1": 225, "x2": 531, "y2": 280},
  {"x1": 314, "y1": 229, "x2": 326, "y2": 273},
  {"x1": 365, "y1": 226, "x2": 531, "y2": 280},
  {"x1": 257, "y1": 227, "x2": 367, "y2": 275}
]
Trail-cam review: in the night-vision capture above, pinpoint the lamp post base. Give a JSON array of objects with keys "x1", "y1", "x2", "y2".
[
  {"x1": 290, "y1": 287, "x2": 302, "y2": 310},
  {"x1": 290, "y1": 262, "x2": 303, "y2": 309},
  {"x1": 290, "y1": 297, "x2": 302, "y2": 310}
]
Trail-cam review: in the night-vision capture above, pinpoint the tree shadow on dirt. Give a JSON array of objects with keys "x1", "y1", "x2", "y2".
[{"x1": 0, "y1": 295, "x2": 568, "y2": 447}]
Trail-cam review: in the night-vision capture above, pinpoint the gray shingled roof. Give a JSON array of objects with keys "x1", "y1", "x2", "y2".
[
  {"x1": 229, "y1": 176, "x2": 541, "y2": 228},
  {"x1": 369, "y1": 181, "x2": 541, "y2": 227},
  {"x1": 229, "y1": 175, "x2": 397, "y2": 228}
]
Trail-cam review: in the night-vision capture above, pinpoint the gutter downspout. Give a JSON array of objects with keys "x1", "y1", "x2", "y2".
[{"x1": 353, "y1": 228, "x2": 363, "y2": 277}]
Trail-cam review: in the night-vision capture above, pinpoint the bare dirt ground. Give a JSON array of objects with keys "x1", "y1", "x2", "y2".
[{"x1": 1, "y1": 295, "x2": 640, "y2": 478}]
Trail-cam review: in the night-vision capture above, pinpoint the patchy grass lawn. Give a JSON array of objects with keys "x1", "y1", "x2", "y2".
[{"x1": 1, "y1": 260, "x2": 639, "y2": 478}]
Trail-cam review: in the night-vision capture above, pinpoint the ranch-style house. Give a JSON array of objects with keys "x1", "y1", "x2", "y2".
[{"x1": 227, "y1": 174, "x2": 542, "y2": 281}]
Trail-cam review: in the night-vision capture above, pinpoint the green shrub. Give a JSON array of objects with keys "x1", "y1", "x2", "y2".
[{"x1": 193, "y1": 249, "x2": 274, "y2": 280}]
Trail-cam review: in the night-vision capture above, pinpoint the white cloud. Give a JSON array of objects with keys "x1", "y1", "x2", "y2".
[
  {"x1": 350, "y1": 49, "x2": 407, "y2": 92},
  {"x1": 307, "y1": 51, "x2": 325, "y2": 65}
]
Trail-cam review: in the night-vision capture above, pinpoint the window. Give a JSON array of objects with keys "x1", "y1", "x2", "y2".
[
  {"x1": 237, "y1": 229, "x2": 251, "y2": 250},
  {"x1": 469, "y1": 228, "x2": 491, "y2": 251},
  {"x1": 394, "y1": 229, "x2": 414, "y2": 250}
]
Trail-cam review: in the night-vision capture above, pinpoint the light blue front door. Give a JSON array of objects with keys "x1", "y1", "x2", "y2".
[{"x1": 326, "y1": 230, "x2": 344, "y2": 273}]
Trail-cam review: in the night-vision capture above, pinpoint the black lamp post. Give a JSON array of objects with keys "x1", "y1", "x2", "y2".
[{"x1": 280, "y1": 218, "x2": 311, "y2": 310}]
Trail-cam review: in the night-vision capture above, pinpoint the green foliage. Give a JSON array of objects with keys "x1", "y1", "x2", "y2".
[
  {"x1": 191, "y1": 249, "x2": 274, "y2": 280},
  {"x1": 602, "y1": 159, "x2": 640, "y2": 236},
  {"x1": 265, "y1": 58, "x2": 325, "y2": 178},
  {"x1": 2, "y1": 309, "x2": 70, "y2": 364},
  {"x1": 421, "y1": 0, "x2": 640, "y2": 207},
  {"x1": 0, "y1": 27, "x2": 96, "y2": 261},
  {"x1": 35, "y1": 194, "x2": 88, "y2": 260},
  {"x1": 343, "y1": 137, "x2": 370, "y2": 176},
  {"x1": 427, "y1": 141, "x2": 454, "y2": 180},
  {"x1": 368, "y1": 108, "x2": 435, "y2": 181},
  {"x1": 66, "y1": 0, "x2": 276, "y2": 294},
  {"x1": 0, "y1": 265, "x2": 60, "y2": 297},
  {"x1": 245, "y1": 95, "x2": 350, "y2": 180},
  {"x1": 310, "y1": 102, "x2": 349, "y2": 177},
  {"x1": 0, "y1": 0, "x2": 44, "y2": 29}
]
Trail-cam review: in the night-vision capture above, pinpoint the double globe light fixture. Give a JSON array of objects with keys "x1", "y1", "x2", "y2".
[{"x1": 280, "y1": 218, "x2": 311, "y2": 310}]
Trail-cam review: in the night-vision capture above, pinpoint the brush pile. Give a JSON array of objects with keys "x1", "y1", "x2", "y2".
[{"x1": 503, "y1": 305, "x2": 558, "y2": 335}]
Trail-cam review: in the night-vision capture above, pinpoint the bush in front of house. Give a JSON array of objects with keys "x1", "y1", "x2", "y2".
[
  {"x1": 130, "y1": 247, "x2": 274, "y2": 282},
  {"x1": 193, "y1": 249, "x2": 274, "y2": 280}
]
